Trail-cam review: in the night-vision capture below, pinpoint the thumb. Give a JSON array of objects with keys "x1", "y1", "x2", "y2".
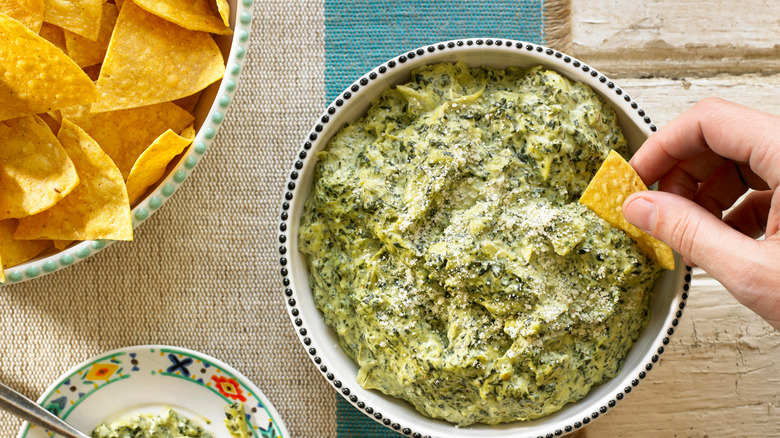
[
  {"x1": 622, "y1": 191, "x2": 761, "y2": 276},
  {"x1": 623, "y1": 191, "x2": 780, "y2": 329}
]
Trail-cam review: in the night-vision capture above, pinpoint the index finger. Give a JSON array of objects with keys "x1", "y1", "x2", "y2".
[{"x1": 629, "y1": 97, "x2": 780, "y2": 189}]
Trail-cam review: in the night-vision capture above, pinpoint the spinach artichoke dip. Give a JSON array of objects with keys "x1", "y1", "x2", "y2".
[
  {"x1": 299, "y1": 62, "x2": 662, "y2": 426},
  {"x1": 91, "y1": 409, "x2": 213, "y2": 438},
  {"x1": 92, "y1": 404, "x2": 249, "y2": 438}
]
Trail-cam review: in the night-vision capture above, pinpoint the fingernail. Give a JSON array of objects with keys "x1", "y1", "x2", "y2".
[{"x1": 623, "y1": 197, "x2": 657, "y2": 233}]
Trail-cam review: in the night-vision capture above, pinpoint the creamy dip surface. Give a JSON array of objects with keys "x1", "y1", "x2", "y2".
[
  {"x1": 299, "y1": 62, "x2": 662, "y2": 426},
  {"x1": 91, "y1": 409, "x2": 213, "y2": 438},
  {"x1": 92, "y1": 404, "x2": 248, "y2": 438}
]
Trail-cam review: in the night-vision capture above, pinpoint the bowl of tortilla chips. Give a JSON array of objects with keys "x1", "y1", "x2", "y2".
[{"x1": 0, "y1": 0, "x2": 252, "y2": 283}]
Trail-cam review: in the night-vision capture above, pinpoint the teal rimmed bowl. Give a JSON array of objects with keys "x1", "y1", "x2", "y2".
[{"x1": 2, "y1": 0, "x2": 254, "y2": 284}]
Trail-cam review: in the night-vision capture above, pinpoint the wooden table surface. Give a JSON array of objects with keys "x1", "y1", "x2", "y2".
[{"x1": 563, "y1": 1, "x2": 780, "y2": 436}]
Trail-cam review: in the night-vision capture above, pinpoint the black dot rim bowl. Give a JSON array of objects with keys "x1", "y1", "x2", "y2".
[{"x1": 279, "y1": 39, "x2": 690, "y2": 438}]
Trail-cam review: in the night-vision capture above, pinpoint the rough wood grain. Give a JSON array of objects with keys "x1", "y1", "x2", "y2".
[
  {"x1": 578, "y1": 272, "x2": 780, "y2": 438},
  {"x1": 572, "y1": 73, "x2": 780, "y2": 437},
  {"x1": 571, "y1": 0, "x2": 780, "y2": 78},
  {"x1": 615, "y1": 74, "x2": 780, "y2": 126}
]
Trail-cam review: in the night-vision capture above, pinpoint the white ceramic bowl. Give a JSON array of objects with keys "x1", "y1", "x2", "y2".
[
  {"x1": 280, "y1": 39, "x2": 692, "y2": 438},
  {"x1": 2, "y1": 0, "x2": 254, "y2": 284}
]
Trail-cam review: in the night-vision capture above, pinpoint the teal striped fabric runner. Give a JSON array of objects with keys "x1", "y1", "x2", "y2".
[
  {"x1": 325, "y1": 0, "x2": 545, "y2": 102},
  {"x1": 324, "y1": 1, "x2": 546, "y2": 436}
]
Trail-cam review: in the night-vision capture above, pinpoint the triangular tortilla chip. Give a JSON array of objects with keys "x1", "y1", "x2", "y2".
[
  {"x1": 215, "y1": 0, "x2": 229, "y2": 27},
  {"x1": 0, "y1": 0, "x2": 44, "y2": 32},
  {"x1": 92, "y1": 0, "x2": 225, "y2": 112},
  {"x1": 38, "y1": 21, "x2": 65, "y2": 51},
  {"x1": 42, "y1": 0, "x2": 102, "y2": 40},
  {"x1": 53, "y1": 239, "x2": 72, "y2": 250},
  {"x1": 37, "y1": 111, "x2": 61, "y2": 133},
  {"x1": 82, "y1": 63, "x2": 102, "y2": 81},
  {"x1": 0, "y1": 15, "x2": 97, "y2": 121},
  {"x1": 61, "y1": 102, "x2": 194, "y2": 179},
  {"x1": 173, "y1": 90, "x2": 203, "y2": 114},
  {"x1": 126, "y1": 129, "x2": 192, "y2": 203},
  {"x1": 64, "y1": 2, "x2": 118, "y2": 68},
  {"x1": 14, "y1": 119, "x2": 133, "y2": 241},
  {"x1": 579, "y1": 150, "x2": 675, "y2": 270},
  {"x1": 180, "y1": 123, "x2": 196, "y2": 140},
  {"x1": 0, "y1": 219, "x2": 52, "y2": 268},
  {"x1": 134, "y1": 0, "x2": 231, "y2": 35},
  {"x1": 0, "y1": 115, "x2": 79, "y2": 220}
]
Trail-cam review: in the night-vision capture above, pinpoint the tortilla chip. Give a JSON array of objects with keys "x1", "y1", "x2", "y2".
[
  {"x1": 114, "y1": 0, "x2": 123, "y2": 10},
  {"x1": 173, "y1": 90, "x2": 203, "y2": 114},
  {"x1": 215, "y1": 0, "x2": 229, "y2": 27},
  {"x1": 64, "y1": 2, "x2": 118, "y2": 68},
  {"x1": 579, "y1": 150, "x2": 675, "y2": 270},
  {"x1": 134, "y1": 0, "x2": 230, "y2": 35},
  {"x1": 38, "y1": 21, "x2": 64, "y2": 50},
  {"x1": 82, "y1": 63, "x2": 102, "y2": 81},
  {"x1": 92, "y1": 0, "x2": 225, "y2": 112},
  {"x1": 0, "y1": 0, "x2": 44, "y2": 32},
  {"x1": 47, "y1": 110, "x2": 62, "y2": 123},
  {"x1": 53, "y1": 239, "x2": 71, "y2": 250},
  {"x1": 37, "y1": 111, "x2": 60, "y2": 133},
  {"x1": 61, "y1": 102, "x2": 194, "y2": 179},
  {"x1": 180, "y1": 123, "x2": 196, "y2": 140},
  {"x1": 0, "y1": 116, "x2": 79, "y2": 220},
  {"x1": 0, "y1": 15, "x2": 97, "y2": 121},
  {"x1": 0, "y1": 219, "x2": 52, "y2": 269},
  {"x1": 42, "y1": 0, "x2": 102, "y2": 40},
  {"x1": 14, "y1": 119, "x2": 133, "y2": 241},
  {"x1": 126, "y1": 129, "x2": 192, "y2": 203}
]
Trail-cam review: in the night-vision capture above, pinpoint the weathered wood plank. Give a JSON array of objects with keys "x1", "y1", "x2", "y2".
[
  {"x1": 614, "y1": 74, "x2": 780, "y2": 126},
  {"x1": 571, "y1": 0, "x2": 780, "y2": 77},
  {"x1": 581, "y1": 272, "x2": 780, "y2": 437},
  {"x1": 576, "y1": 76, "x2": 780, "y2": 437}
]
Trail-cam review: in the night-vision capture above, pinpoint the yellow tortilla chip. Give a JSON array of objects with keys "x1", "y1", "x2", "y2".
[
  {"x1": 53, "y1": 239, "x2": 72, "y2": 250},
  {"x1": 0, "y1": 219, "x2": 52, "y2": 269},
  {"x1": 64, "y1": 2, "x2": 118, "y2": 68},
  {"x1": 134, "y1": 0, "x2": 231, "y2": 35},
  {"x1": 82, "y1": 63, "x2": 102, "y2": 81},
  {"x1": 114, "y1": 0, "x2": 123, "y2": 10},
  {"x1": 0, "y1": 115, "x2": 79, "y2": 220},
  {"x1": 180, "y1": 123, "x2": 196, "y2": 140},
  {"x1": 215, "y1": 0, "x2": 229, "y2": 27},
  {"x1": 173, "y1": 90, "x2": 203, "y2": 114},
  {"x1": 14, "y1": 119, "x2": 133, "y2": 241},
  {"x1": 47, "y1": 110, "x2": 62, "y2": 123},
  {"x1": 42, "y1": 0, "x2": 102, "y2": 40},
  {"x1": 38, "y1": 21, "x2": 65, "y2": 51},
  {"x1": 0, "y1": 0, "x2": 44, "y2": 32},
  {"x1": 37, "y1": 111, "x2": 61, "y2": 133},
  {"x1": 580, "y1": 150, "x2": 675, "y2": 270},
  {"x1": 92, "y1": 0, "x2": 225, "y2": 112},
  {"x1": 126, "y1": 129, "x2": 192, "y2": 203},
  {"x1": 0, "y1": 15, "x2": 97, "y2": 121},
  {"x1": 61, "y1": 102, "x2": 194, "y2": 179}
]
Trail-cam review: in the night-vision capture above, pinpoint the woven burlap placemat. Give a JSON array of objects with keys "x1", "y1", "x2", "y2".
[{"x1": 0, "y1": 1, "x2": 571, "y2": 437}]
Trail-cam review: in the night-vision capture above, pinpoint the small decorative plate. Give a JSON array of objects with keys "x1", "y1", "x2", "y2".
[{"x1": 17, "y1": 345, "x2": 288, "y2": 438}]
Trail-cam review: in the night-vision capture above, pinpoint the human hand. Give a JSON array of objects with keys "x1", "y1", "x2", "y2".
[{"x1": 621, "y1": 98, "x2": 780, "y2": 329}]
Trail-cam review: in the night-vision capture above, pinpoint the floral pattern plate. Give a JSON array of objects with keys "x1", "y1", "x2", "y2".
[{"x1": 17, "y1": 345, "x2": 288, "y2": 438}]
